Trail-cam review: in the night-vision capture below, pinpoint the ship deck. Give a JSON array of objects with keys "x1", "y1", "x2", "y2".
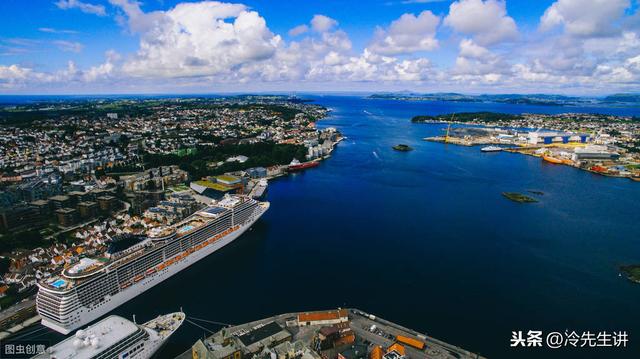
[
  {"x1": 38, "y1": 196, "x2": 255, "y2": 292},
  {"x1": 144, "y1": 312, "x2": 185, "y2": 339},
  {"x1": 35, "y1": 315, "x2": 140, "y2": 359}
]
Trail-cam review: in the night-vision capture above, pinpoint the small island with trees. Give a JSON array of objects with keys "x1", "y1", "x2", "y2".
[
  {"x1": 620, "y1": 265, "x2": 640, "y2": 284},
  {"x1": 392, "y1": 144, "x2": 414, "y2": 152},
  {"x1": 502, "y1": 192, "x2": 538, "y2": 203}
]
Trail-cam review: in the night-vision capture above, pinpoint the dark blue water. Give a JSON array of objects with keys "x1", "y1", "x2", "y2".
[{"x1": 18, "y1": 96, "x2": 640, "y2": 359}]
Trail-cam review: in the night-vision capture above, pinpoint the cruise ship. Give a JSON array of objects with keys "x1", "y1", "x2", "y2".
[
  {"x1": 36, "y1": 195, "x2": 269, "y2": 334},
  {"x1": 33, "y1": 312, "x2": 185, "y2": 359}
]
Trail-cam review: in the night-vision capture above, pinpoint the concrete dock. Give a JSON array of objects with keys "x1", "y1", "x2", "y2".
[{"x1": 176, "y1": 308, "x2": 485, "y2": 359}]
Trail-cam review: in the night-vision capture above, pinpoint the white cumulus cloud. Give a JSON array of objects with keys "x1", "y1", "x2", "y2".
[
  {"x1": 368, "y1": 11, "x2": 440, "y2": 55},
  {"x1": 444, "y1": 0, "x2": 518, "y2": 45},
  {"x1": 311, "y1": 15, "x2": 338, "y2": 33},
  {"x1": 540, "y1": 0, "x2": 631, "y2": 37},
  {"x1": 111, "y1": 0, "x2": 282, "y2": 78},
  {"x1": 288, "y1": 25, "x2": 309, "y2": 37}
]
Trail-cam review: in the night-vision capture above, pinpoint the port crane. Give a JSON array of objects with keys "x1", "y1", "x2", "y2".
[{"x1": 444, "y1": 113, "x2": 455, "y2": 143}]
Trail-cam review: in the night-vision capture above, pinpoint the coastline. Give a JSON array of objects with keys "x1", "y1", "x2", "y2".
[{"x1": 420, "y1": 121, "x2": 640, "y2": 182}]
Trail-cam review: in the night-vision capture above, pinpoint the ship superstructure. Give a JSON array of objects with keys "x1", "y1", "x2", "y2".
[
  {"x1": 33, "y1": 312, "x2": 185, "y2": 359},
  {"x1": 36, "y1": 195, "x2": 269, "y2": 334}
]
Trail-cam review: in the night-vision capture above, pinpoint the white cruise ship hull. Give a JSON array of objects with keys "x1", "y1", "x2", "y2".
[
  {"x1": 39, "y1": 202, "x2": 267, "y2": 334},
  {"x1": 35, "y1": 312, "x2": 185, "y2": 359}
]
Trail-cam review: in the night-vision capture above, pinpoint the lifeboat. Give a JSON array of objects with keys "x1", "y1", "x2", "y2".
[
  {"x1": 542, "y1": 155, "x2": 563, "y2": 164},
  {"x1": 121, "y1": 282, "x2": 131, "y2": 289},
  {"x1": 133, "y1": 274, "x2": 144, "y2": 282},
  {"x1": 146, "y1": 268, "x2": 156, "y2": 275}
]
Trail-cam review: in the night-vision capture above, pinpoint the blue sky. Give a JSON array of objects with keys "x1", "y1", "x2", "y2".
[{"x1": 0, "y1": 0, "x2": 639, "y2": 94}]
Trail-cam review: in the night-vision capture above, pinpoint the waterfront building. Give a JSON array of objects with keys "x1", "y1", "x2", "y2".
[
  {"x1": 572, "y1": 145, "x2": 620, "y2": 161},
  {"x1": 246, "y1": 167, "x2": 267, "y2": 179},
  {"x1": 266, "y1": 166, "x2": 284, "y2": 177},
  {"x1": 191, "y1": 320, "x2": 292, "y2": 359},
  {"x1": 527, "y1": 131, "x2": 590, "y2": 145},
  {"x1": 216, "y1": 175, "x2": 242, "y2": 186},
  {"x1": 297, "y1": 309, "x2": 349, "y2": 327},
  {"x1": 190, "y1": 176, "x2": 244, "y2": 199}
]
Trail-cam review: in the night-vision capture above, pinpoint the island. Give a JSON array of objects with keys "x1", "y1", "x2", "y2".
[
  {"x1": 502, "y1": 192, "x2": 538, "y2": 203},
  {"x1": 392, "y1": 144, "x2": 413, "y2": 151},
  {"x1": 620, "y1": 265, "x2": 640, "y2": 283},
  {"x1": 411, "y1": 112, "x2": 521, "y2": 124},
  {"x1": 369, "y1": 92, "x2": 640, "y2": 106}
]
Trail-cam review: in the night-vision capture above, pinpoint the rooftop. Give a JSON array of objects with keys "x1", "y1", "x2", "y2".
[
  {"x1": 38, "y1": 316, "x2": 140, "y2": 359},
  {"x1": 298, "y1": 309, "x2": 348, "y2": 323},
  {"x1": 238, "y1": 321, "x2": 287, "y2": 347},
  {"x1": 192, "y1": 180, "x2": 236, "y2": 192}
]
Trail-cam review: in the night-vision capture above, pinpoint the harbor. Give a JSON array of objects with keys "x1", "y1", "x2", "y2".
[
  {"x1": 1, "y1": 96, "x2": 639, "y2": 359},
  {"x1": 422, "y1": 121, "x2": 640, "y2": 182},
  {"x1": 176, "y1": 309, "x2": 484, "y2": 359}
]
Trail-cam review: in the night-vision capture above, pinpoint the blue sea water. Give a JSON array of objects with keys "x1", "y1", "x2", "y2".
[{"x1": 16, "y1": 96, "x2": 640, "y2": 359}]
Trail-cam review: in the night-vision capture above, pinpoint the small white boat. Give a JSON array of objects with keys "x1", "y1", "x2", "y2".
[{"x1": 481, "y1": 146, "x2": 502, "y2": 152}]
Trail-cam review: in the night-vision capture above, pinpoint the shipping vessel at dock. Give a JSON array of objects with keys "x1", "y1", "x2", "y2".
[
  {"x1": 287, "y1": 158, "x2": 320, "y2": 172},
  {"x1": 36, "y1": 195, "x2": 269, "y2": 334},
  {"x1": 34, "y1": 312, "x2": 184, "y2": 359},
  {"x1": 481, "y1": 146, "x2": 502, "y2": 152},
  {"x1": 542, "y1": 154, "x2": 564, "y2": 164}
]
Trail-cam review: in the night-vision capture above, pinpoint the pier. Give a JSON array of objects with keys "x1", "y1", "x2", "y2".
[{"x1": 176, "y1": 308, "x2": 485, "y2": 359}]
